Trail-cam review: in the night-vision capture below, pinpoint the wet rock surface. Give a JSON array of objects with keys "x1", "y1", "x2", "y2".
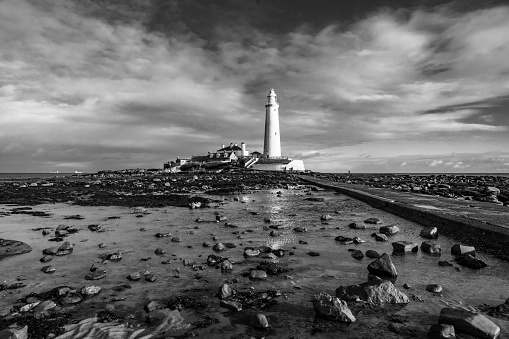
[{"x1": 1, "y1": 171, "x2": 509, "y2": 338}]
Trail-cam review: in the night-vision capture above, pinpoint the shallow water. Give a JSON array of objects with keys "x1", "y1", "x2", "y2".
[{"x1": 1, "y1": 186, "x2": 508, "y2": 338}]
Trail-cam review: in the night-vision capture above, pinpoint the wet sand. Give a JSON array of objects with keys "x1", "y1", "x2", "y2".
[{"x1": 1, "y1": 177, "x2": 509, "y2": 338}]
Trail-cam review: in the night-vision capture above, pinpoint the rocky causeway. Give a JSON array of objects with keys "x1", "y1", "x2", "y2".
[{"x1": 0, "y1": 171, "x2": 508, "y2": 338}]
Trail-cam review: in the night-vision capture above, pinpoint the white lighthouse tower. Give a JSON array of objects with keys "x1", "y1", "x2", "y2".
[{"x1": 263, "y1": 89, "x2": 281, "y2": 158}]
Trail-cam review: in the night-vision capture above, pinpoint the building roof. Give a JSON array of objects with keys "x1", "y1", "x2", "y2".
[{"x1": 218, "y1": 145, "x2": 242, "y2": 151}]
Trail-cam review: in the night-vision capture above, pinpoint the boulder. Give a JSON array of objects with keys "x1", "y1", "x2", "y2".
[
  {"x1": 80, "y1": 286, "x2": 102, "y2": 296},
  {"x1": 379, "y1": 225, "x2": 400, "y2": 235},
  {"x1": 145, "y1": 301, "x2": 158, "y2": 312},
  {"x1": 220, "y1": 300, "x2": 242, "y2": 312},
  {"x1": 0, "y1": 326, "x2": 28, "y2": 339},
  {"x1": 220, "y1": 260, "x2": 233, "y2": 271},
  {"x1": 392, "y1": 241, "x2": 418, "y2": 253},
  {"x1": 218, "y1": 283, "x2": 233, "y2": 299},
  {"x1": 420, "y1": 227, "x2": 438, "y2": 239},
  {"x1": 349, "y1": 222, "x2": 366, "y2": 229},
  {"x1": 336, "y1": 278, "x2": 409, "y2": 304},
  {"x1": 313, "y1": 292, "x2": 356, "y2": 322},
  {"x1": 145, "y1": 274, "x2": 156, "y2": 282},
  {"x1": 40, "y1": 255, "x2": 53, "y2": 263},
  {"x1": 58, "y1": 241, "x2": 74, "y2": 252},
  {"x1": 154, "y1": 248, "x2": 165, "y2": 255},
  {"x1": 426, "y1": 284, "x2": 443, "y2": 293},
  {"x1": 213, "y1": 243, "x2": 226, "y2": 252},
  {"x1": 243, "y1": 248, "x2": 260, "y2": 257},
  {"x1": 374, "y1": 233, "x2": 389, "y2": 242},
  {"x1": 42, "y1": 247, "x2": 59, "y2": 255},
  {"x1": 421, "y1": 241, "x2": 442, "y2": 255},
  {"x1": 365, "y1": 250, "x2": 381, "y2": 258},
  {"x1": 33, "y1": 300, "x2": 56, "y2": 313},
  {"x1": 456, "y1": 254, "x2": 487, "y2": 269},
  {"x1": 427, "y1": 323, "x2": 455, "y2": 339},
  {"x1": 451, "y1": 244, "x2": 475, "y2": 256},
  {"x1": 367, "y1": 253, "x2": 398, "y2": 278},
  {"x1": 127, "y1": 272, "x2": 141, "y2": 281},
  {"x1": 41, "y1": 265, "x2": 55, "y2": 274},
  {"x1": 438, "y1": 307, "x2": 500, "y2": 339},
  {"x1": 250, "y1": 314, "x2": 269, "y2": 328},
  {"x1": 249, "y1": 270, "x2": 267, "y2": 280},
  {"x1": 351, "y1": 250, "x2": 364, "y2": 259},
  {"x1": 85, "y1": 271, "x2": 106, "y2": 280}
]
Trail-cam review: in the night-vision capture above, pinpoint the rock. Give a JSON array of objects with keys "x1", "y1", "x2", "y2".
[
  {"x1": 353, "y1": 237, "x2": 365, "y2": 244},
  {"x1": 218, "y1": 283, "x2": 233, "y2": 299},
  {"x1": 426, "y1": 284, "x2": 443, "y2": 293},
  {"x1": 250, "y1": 270, "x2": 268, "y2": 280},
  {"x1": 90, "y1": 263, "x2": 106, "y2": 272},
  {"x1": 145, "y1": 301, "x2": 158, "y2": 312},
  {"x1": 392, "y1": 241, "x2": 418, "y2": 253},
  {"x1": 202, "y1": 242, "x2": 212, "y2": 247},
  {"x1": 438, "y1": 261, "x2": 453, "y2": 267},
  {"x1": 171, "y1": 237, "x2": 181, "y2": 243},
  {"x1": 364, "y1": 218, "x2": 382, "y2": 224},
  {"x1": 0, "y1": 326, "x2": 28, "y2": 339},
  {"x1": 349, "y1": 222, "x2": 366, "y2": 229},
  {"x1": 335, "y1": 236, "x2": 354, "y2": 244},
  {"x1": 403, "y1": 283, "x2": 411, "y2": 289},
  {"x1": 273, "y1": 249, "x2": 285, "y2": 257},
  {"x1": 308, "y1": 251, "x2": 320, "y2": 256},
  {"x1": 451, "y1": 244, "x2": 476, "y2": 256},
  {"x1": 42, "y1": 247, "x2": 59, "y2": 255},
  {"x1": 213, "y1": 243, "x2": 226, "y2": 252},
  {"x1": 365, "y1": 250, "x2": 381, "y2": 258},
  {"x1": 293, "y1": 227, "x2": 307, "y2": 232},
  {"x1": 216, "y1": 215, "x2": 227, "y2": 221},
  {"x1": 225, "y1": 243, "x2": 236, "y2": 249},
  {"x1": 41, "y1": 265, "x2": 55, "y2": 274},
  {"x1": 127, "y1": 272, "x2": 141, "y2": 281},
  {"x1": 456, "y1": 254, "x2": 487, "y2": 269},
  {"x1": 145, "y1": 274, "x2": 156, "y2": 282},
  {"x1": 351, "y1": 250, "x2": 364, "y2": 259},
  {"x1": 80, "y1": 286, "x2": 102, "y2": 296},
  {"x1": 108, "y1": 251, "x2": 123, "y2": 261},
  {"x1": 220, "y1": 300, "x2": 242, "y2": 312},
  {"x1": 58, "y1": 241, "x2": 74, "y2": 252},
  {"x1": 367, "y1": 253, "x2": 398, "y2": 278},
  {"x1": 421, "y1": 241, "x2": 442, "y2": 254},
  {"x1": 438, "y1": 307, "x2": 500, "y2": 339},
  {"x1": 313, "y1": 292, "x2": 356, "y2": 322},
  {"x1": 420, "y1": 227, "x2": 439, "y2": 239},
  {"x1": 40, "y1": 255, "x2": 53, "y2": 262},
  {"x1": 85, "y1": 271, "x2": 106, "y2": 280},
  {"x1": 320, "y1": 215, "x2": 332, "y2": 221},
  {"x1": 155, "y1": 248, "x2": 165, "y2": 255},
  {"x1": 427, "y1": 323, "x2": 455, "y2": 339},
  {"x1": 155, "y1": 232, "x2": 171, "y2": 238},
  {"x1": 220, "y1": 260, "x2": 233, "y2": 271},
  {"x1": 336, "y1": 278, "x2": 409, "y2": 304},
  {"x1": 61, "y1": 293, "x2": 83, "y2": 305},
  {"x1": 379, "y1": 225, "x2": 400, "y2": 235},
  {"x1": 33, "y1": 300, "x2": 56, "y2": 313},
  {"x1": 250, "y1": 313, "x2": 269, "y2": 328},
  {"x1": 374, "y1": 233, "x2": 389, "y2": 242},
  {"x1": 244, "y1": 248, "x2": 260, "y2": 257},
  {"x1": 42, "y1": 230, "x2": 50, "y2": 235},
  {"x1": 98, "y1": 243, "x2": 107, "y2": 248},
  {"x1": 259, "y1": 245, "x2": 272, "y2": 253}
]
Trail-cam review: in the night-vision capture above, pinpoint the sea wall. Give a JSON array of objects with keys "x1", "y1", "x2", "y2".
[{"x1": 300, "y1": 176, "x2": 509, "y2": 248}]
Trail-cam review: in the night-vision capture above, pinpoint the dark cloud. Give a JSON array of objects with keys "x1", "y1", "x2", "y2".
[{"x1": 0, "y1": 0, "x2": 508, "y2": 172}]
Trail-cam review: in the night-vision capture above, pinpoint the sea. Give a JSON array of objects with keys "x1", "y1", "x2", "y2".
[{"x1": 0, "y1": 173, "x2": 86, "y2": 180}]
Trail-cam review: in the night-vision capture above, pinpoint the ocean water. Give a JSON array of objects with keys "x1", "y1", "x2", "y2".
[
  {"x1": 0, "y1": 173, "x2": 83, "y2": 180},
  {"x1": 1, "y1": 186, "x2": 508, "y2": 338}
]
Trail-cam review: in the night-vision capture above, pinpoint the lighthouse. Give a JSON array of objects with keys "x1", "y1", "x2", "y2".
[{"x1": 263, "y1": 89, "x2": 281, "y2": 158}]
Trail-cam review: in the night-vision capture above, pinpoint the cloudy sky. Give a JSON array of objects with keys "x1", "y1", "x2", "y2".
[{"x1": 1, "y1": 0, "x2": 508, "y2": 173}]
